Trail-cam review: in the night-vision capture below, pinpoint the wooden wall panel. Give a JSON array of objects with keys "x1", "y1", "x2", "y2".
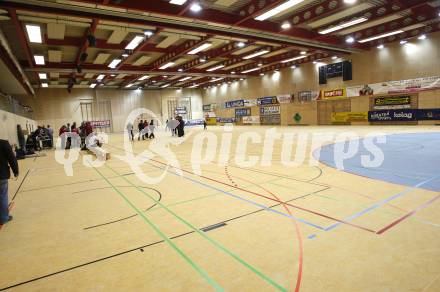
[
  {"x1": 16, "y1": 88, "x2": 203, "y2": 133},
  {"x1": 317, "y1": 99, "x2": 351, "y2": 125},
  {"x1": 418, "y1": 89, "x2": 440, "y2": 125},
  {"x1": 203, "y1": 31, "x2": 440, "y2": 115}
]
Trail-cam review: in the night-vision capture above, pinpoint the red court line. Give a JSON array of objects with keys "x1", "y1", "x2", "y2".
[
  {"x1": 148, "y1": 157, "x2": 376, "y2": 234},
  {"x1": 377, "y1": 194, "x2": 440, "y2": 234},
  {"x1": 233, "y1": 174, "x2": 304, "y2": 292}
]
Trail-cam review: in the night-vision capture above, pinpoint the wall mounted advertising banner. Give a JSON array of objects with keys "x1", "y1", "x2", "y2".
[
  {"x1": 175, "y1": 106, "x2": 187, "y2": 115},
  {"x1": 203, "y1": 104, "x2": 215, "y2": 111},
  {"x1": 277, "y1": 94, "x2": 293, "y2": 104},
  {"x1": 298, "y1": 91, "x2": 320, "y2": 102},
  {"x1": 235, "y1": 108, "x2": 251, "y2": 117},
  {"x1": 242, "y1": 116, "x2": 260, "y2": 124},
  {"x1": 257, "y1": 96, "x2": 278, "y2": 105},
  {"x1": 260, "y1": 105, "x2": 281, "y2": 115},
  {"x1": 331, "y1": 112, "x2": 368, "y2": 123},
  {"x1": 217, "y1": 117, "x2": 236, "y2": 123},
  {"x1": 225, "y1": 100, "x2": 244, "y2": 108},
  {"x1": 347, "y1": 76, "x2": 440, "y2": 97},
  {"x1": 368, "y1": 109, "x2": 417, "y2": 122},
  {"x1": 205, "y1": 117, "x2": 217, "y2": 125},
  {"x1": 90, "y1": 120, "x2": 111, "y2": 128},
  {"x1": 243, "y1": 99, "x2": 257, "y2": 107},
  {"x1": 373, "y1": 96, "x2": 411, "y2": 110},
  {"x1": 186, "y1": 119, "x2": 204, "y2": 126},
  {"x1": 320, "y1": 88, "x2": 346, "y2": 100},
  {"x1": 417, "y1": 109, "x2": 440, "y2": 120}
]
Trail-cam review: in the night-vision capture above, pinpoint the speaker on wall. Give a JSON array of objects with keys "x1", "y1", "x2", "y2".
[
  {"x1": 319, "y1": 65, "x2": 327, "y2": 85},
  {"x1": 342, "y1": 60, "x2": 352, "y2": 81}
]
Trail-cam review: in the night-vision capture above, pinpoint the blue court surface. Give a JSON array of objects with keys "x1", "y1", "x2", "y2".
[{"x1": 316, "y1": 132, "x2": 440, "y2": 192}]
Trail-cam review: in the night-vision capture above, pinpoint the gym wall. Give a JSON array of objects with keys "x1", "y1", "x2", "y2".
[
  {"x1": 16, "y1": 88, "x2": 203, "y2": 133},
  {"x1": 0, "y1": 109, "x2": 37, "y2": 146},
  {"x1": 203, "y1": 31, "x2": 440, "y2": 124}
]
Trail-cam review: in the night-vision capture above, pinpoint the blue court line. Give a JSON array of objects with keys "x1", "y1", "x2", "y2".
[
  {"x1": 109, "y1": 145, "x2": 326, "y2": 231},
  {"x1": 320, "y1": 174, "x2": 440, "y2": 233},
  {"x1": 145, "y1": 160, "x2": 326, "y2": 231}
]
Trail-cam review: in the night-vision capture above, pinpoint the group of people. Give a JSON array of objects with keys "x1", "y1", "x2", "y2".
[
  {"x1": 126, "y1": 119, "x2": 156, "y2": 141},
  {"x1": 18, "y1": 125, "x2": 54, "y2": 154},
  {"x1": 59, "y1": 122, "x2": 94, "y2": 149},
  {"x1": 166, "y1": 116, "x2": 185, "y2": 137}
]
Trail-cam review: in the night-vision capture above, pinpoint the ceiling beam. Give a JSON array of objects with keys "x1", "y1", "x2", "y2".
[
  {"x1": 0, "y1": 37, "x2": 35, "y2": 95},
  {"x1": 234, "y1": 0, "x2": 286, "y2": 25},
  {"x1": 148, "y1": 36, "x2": 212, "y2": 71},
  {"x1": 75, "y1": 19, "x2": 99, "y2": 66},
  {"x1": 44, "y1": 36, "x2": 168, "y2": 53},
  {"x1": 24, "y1": 63, "x2": 247, "y2": 78},
  {"x1": 116, "y1": 28, "x2": 163, "y2": 70},
  {"x1": 313, "y1": 0, "x2": 429, "y2": 38},
  {"x1": 0, "y1": 0, "x2": 353, "y2": 53},
  {"x1": 351, "y1": 11, "x2": 439, "y2": 47},
  {"x1": 8, "y1": 9, "x2": 33, "y2": 68}
]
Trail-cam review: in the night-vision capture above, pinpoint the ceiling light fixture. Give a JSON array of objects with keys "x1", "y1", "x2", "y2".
[
  {"x1": 358, "y1": 30, "x2": 404, "y2": 43},
  {"x1": 41, "y1": 83, "x2": 48, "y2": 88},
  {"x1": 255, "y1": 0, "x2": 304, "y2": 21},
  {"x1": 144, "y1": 30, "x2": 154, "y2": 37},
  {"x1": 170, "y1": 0, "x2": 187, "y2": 4},
  {"x1": 281, "y1": 22, "x2": 291, "y2": 30},
  {"x1": 206, "y1": 64, "x2": 225, "y2": 72},
  {"x1": 97, "y1": 74, "x2": 105, "y2": 80},
  {"x1": 179, "y1": 76, "x2": 192, "y2": 82},
  {"x1": 300, "y1": 51, "x2": 307, "y2": 55},
  {"x1": 236, "y1": 42, "x2": 246, "y2": 48},
  {"x1": 241, "y1": 67, "x2": 260, "y2": 73},
  {"x1": 90, "y1": 83, "x2": 97, "y2": 88},
  {"x1": 138, "y1": 75, "x2": 150, "y2": 81},
  {"x1": 400, "y1": 40, "x2": 408, "y2": 45},
  {"x1": 34, "y1": 55, "x2": 45, "y2": 65},
  {"x1": 344, "y1": 0, "x2": 357, "y2": 4},
  {"x1": 418, "y1": 34, "x2": 426, "y2": 40},
  {"x1": 125, "y1": 83, "x2": 134, "y2": 88},
  {"x1": 188, "y1": 43, "x2": 213, "y2": 55},
  {"x1": 190, "y1": 3, "x2": 202, "y2": 12},
  {"x1": 161, "y1": 84, "x2": 171, "y2": 88},
  {"x1": 319, "y1": 17, "x2": 368, "y2": 34},
  {"x1": 377, "y1": 44, "x2": 384, "y2": 49},
  {"x1": 108, "y1": 59, "x2": 121, "y2": 68},
  {"x1": 125, "y1": 35, "x2": 144, "y2": 50},
  {"x1": 345, "y1": 36, "x2": 355, "y2": 43},
  {"x1": 281, "y1": 55, "x2": 307, "y2": 63},
  {"x1": 159, "y1": 62, "x2": 175, "y2": 69},
  {"x1": 38, "y1": 73, "x2": 47, "y2": 79},
  {"x1": 25, "y1": 24, "x2": 42, "y2": 43},
  {"x1": 243, "y1": 50, "x2": 270, "y2": 59}
]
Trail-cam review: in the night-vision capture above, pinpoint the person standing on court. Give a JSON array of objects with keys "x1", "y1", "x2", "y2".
[
  {"x1": 126, "y1": 122, "x2": 134, "y2": 141},
  {"x1": 0, "y1": 139, "x2": 19, "y2": 225},
  {"x1": 203, "y1": 119, "x2": 207, "y2": 130},
  {"x1": 138, "y1": 120, "x2": 144, "y2": 141},
  {"x1": 47, "y1": 125, "x2": 54, "y2": 148},
  {"x1": 148, "y1": 120, "x2": 155, "y2": 139}
]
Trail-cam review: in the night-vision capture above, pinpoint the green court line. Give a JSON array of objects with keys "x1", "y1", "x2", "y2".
[
  {"x1": 104, "y1": 163, "x2": 288, "y2": 292},
  {"x1": 149, "y1": 177, "x2": 287, "y2": 213},
  {"x1": 87, "y1": 162, "x2": 223, "y2": 291}
]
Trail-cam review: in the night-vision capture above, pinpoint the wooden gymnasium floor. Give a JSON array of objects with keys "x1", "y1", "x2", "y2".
[{"x1": 1, "y1": 125, "x2": 439, "y2": 291}]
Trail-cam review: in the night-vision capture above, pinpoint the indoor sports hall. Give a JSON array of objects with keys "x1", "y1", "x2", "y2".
[{"x1": 0, "y1": 1, "x2": 439, "y2": 291}]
